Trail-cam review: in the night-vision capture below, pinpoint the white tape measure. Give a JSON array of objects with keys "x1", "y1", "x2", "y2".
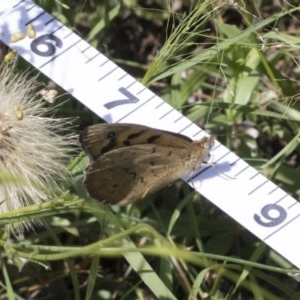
[{"x1": 1, "y1": 0, "x2": 299, "y2": 269}]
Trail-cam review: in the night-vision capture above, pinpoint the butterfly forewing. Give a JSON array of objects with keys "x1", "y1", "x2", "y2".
[{"x1": 80, "y1": 123, "x2": 194, "y2": 160}]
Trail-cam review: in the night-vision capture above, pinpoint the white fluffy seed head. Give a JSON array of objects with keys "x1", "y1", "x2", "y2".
[{"x1": 0, "y1": 64, "x2": 75, "y2": 235}]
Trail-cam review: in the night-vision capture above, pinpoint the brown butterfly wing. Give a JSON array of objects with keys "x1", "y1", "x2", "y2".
[
  {"x1": 84, "y1": 144, "x2": 193, "y2": 205},
  {"x1": 80, "y1": 123, "x2": 193, "y2": 160}
]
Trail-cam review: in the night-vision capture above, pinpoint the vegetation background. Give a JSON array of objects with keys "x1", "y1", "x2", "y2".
[{"x1": 1, "y1": 0, "x2": 300, "y2": 299}]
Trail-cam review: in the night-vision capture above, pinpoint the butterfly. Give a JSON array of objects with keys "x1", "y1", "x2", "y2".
[{"x1": 80, "y1": 123, "x2": 215, "y2": 205}]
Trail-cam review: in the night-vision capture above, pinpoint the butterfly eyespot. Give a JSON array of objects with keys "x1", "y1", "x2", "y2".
[{"x1": 107, "y1": 131, "x2": 116, "y2": 139}]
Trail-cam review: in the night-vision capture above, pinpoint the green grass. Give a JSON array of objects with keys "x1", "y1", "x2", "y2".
[{"x1": 0, "y1": 0, "x2": 300, "y2": 299}]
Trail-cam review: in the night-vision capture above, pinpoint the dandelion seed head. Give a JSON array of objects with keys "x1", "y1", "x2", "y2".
[{"x1": 0, "y1": 64, "x2": 75, "y2": 234}]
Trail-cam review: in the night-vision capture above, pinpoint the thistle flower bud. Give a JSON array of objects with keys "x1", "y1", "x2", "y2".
[{"x1": 0, "y1": 64, "x2": 75, "y2": 235}]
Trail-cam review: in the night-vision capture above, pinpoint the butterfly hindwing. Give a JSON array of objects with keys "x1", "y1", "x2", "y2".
[{"x1": 84, "y1": 144, "x2": 191, "y2": 204}]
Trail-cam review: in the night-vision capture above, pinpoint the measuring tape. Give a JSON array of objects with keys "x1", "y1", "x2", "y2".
[{"x1": 1, "y1": 0, "x2": 299, "y2": 270}]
